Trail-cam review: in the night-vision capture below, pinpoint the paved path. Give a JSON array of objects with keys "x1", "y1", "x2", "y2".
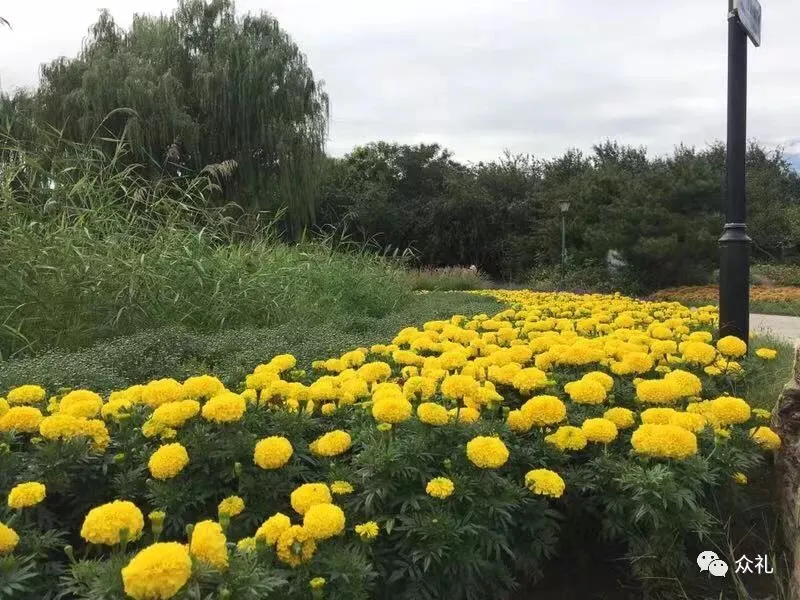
[{"x1": 750, "y1": 313, "x2": 800, "y2": 345}]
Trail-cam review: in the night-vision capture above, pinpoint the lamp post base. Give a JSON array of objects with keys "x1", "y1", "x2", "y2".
[{"x1": 718, "y1": 222, "x2": 751, "y2": 345}]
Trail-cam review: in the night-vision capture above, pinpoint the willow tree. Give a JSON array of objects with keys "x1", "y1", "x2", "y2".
[{"x1": 35, "y1": 0, "x2": 329, "y2": 233}]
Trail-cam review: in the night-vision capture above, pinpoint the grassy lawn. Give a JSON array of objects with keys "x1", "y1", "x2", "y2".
[
  {"x1": 0, "y1": 291, "x2": 503, "y2": 393},
  {"x1": 750, "y1": 300, "x2": 800, "y2": 316}
]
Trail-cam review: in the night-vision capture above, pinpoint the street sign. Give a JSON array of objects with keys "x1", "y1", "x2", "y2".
[{"x1": 734, "y1": 0, "x2": 761, "y2": 47}]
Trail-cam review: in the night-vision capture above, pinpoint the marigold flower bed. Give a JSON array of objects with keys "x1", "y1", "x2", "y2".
[
  {"x1": 0, "y1": 291, "x2": 784, "y2": 599},
  {"x1": 652, "y1": 284, "x2": 800, "y2": 304}
]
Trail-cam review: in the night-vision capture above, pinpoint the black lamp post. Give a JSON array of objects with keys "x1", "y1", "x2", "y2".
[{"x1": 719, "y1": 0, "x2": 760, "y2": 346}]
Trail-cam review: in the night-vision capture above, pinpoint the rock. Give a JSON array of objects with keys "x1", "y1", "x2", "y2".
[{"x1": 772, "y1": 342, "x2": 800, "y2": 600}]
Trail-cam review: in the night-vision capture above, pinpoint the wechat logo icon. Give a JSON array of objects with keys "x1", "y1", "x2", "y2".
[{"x1": 698, "y1": 551, "x2": 729, "y2": 577}]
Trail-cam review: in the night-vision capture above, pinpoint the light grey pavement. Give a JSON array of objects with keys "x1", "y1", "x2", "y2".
[{"x1": 750, "y1": 313, "x2": 800, "y2": 345}]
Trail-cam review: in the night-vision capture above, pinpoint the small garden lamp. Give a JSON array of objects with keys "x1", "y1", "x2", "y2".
[{"x1": 559, "y1": 201, "x2": 571, "y2": 266}]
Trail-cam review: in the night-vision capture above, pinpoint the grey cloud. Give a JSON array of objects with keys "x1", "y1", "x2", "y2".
[{"x1": 1, "y1": 0, "x2": 798, "y2": 162}]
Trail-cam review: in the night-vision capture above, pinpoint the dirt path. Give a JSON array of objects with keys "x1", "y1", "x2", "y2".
[{"x1": 750, "y1": 313, "x2": 800, "y2": 345}]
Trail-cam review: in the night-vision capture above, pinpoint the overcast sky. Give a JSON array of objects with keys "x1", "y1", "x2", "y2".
[{"x1": 1, "y1": 0, "x2": 798, "y2": 163}]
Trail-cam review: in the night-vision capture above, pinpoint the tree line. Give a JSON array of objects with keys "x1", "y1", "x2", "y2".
[{"x1": 1, "y1": 0, "x2": 798, "y2": 291}]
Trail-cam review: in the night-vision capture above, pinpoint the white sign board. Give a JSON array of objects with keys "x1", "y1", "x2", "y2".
[{"x1": 735, "y1": 0, "x2": 762, "y2": 47}]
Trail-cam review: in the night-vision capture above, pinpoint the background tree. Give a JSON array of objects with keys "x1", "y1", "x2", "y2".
[{"x1": 33, "y1": 0, "x2": 329, "y2": 235}]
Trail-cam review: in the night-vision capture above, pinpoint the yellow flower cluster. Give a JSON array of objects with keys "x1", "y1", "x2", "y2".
[
  {"x1": 7, "y1": 481, "x2": 46, "y2": 509},
  {"x1": 524, "y1": 469, "x2": 566, "y2": 498},
  {"x1": 426, "y1": 477, "x2": 455, "y2": 499},
  {"x1": 466, "y1": 436, "x2": 509, "y2": 469},
  {"x1": 253, "y1": 436, "x2": 293, "y2": 469},
  {"x1": 190, "y1": 520, "x2": 228, "y2": 570},
  {"x1": 148, "y1": 443, "x2": 190, "y2": 480},
  {"x1": 309, "y1": 430, "x2": 352, "y2": 457},
  {"x1": 80, "y1": 500, "x2": 145, "y2": 545},
  {"x1": 218, "y1": 495, "x2": 245, "y2": 518},
  {"x1": 631, "y1": 424, "x2": 698, "y2": 459},
  {"x1": 121, "y1": 542, "x2": 192, "y2": 600},
  {"x1": 303, "y1": 503, "x2": 346, "y2": 540}
]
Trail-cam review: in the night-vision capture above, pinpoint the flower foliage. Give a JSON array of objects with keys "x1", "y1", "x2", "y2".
[{"x1": 0, "y1": 290, "x2": 782, "y2": 599}]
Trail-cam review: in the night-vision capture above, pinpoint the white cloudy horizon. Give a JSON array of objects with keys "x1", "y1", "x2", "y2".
[{"x1": 1, "y1": 0, "x2": 799, "y2": 164}]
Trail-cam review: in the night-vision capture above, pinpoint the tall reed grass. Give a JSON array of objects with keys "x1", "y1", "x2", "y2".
[{"x1": 0, "y1": 126, "x2": 410, "y2": 358}]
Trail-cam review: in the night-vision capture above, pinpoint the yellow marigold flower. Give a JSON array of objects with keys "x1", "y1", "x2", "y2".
[
  {"x1": 255, "y1": 512, "x2": 292, "y2": 545},
  {"x1": 321, "y1": 402, "x2": 336, "y2": 416},
  {"x1": 621, "y1": 352, "x2": 655, "y2": 374},
  {"x1": 303, "y1": 503, "x2": 346, "y2": 540},
  {"x1": 506, "y1": 409, "x2": 534, "y2": 433},
  {"x1": 182, "y1": 375, "x2": 224, "y2": 400},
  {"x1": 190, "y1": 520, "x2": 228, "y2": 570},
  {"x1": 733, "y1": 472, "x2": 748, "y2": 485},
  {"x1": 310, "y1": 430, "x2": 352, "y2": 457},
  {"x1": 201, "y1": 392, "x2": 246, "y2": 423},
  {"x1": 6, "y1": 385, "x2": 46, "y2": 405},
  {"x1": 237, "y1": 536, "x2": 256, "y2": 553},
  {"x1": 8, "y1": 481, "x2": 46, "y2": 509},
  {"x1": 641, "y1": 407, "x2": 678, "y2": 425},
  {"x1": 356, "y1": 362, "x2": 392, "y2": 383},
  {"x1": 291, "y1": 483, "x2": 332, "y2": 516},
  {"x1": 276, "y1": 525, "x2": 316, "y2": 567},
  {"x1": 688, "y1": 331, "x2": 714, "y2": 343},
  {"x1": 403, "y1": 376, "x2": 437, "y2": 401},
  {"x1": 218, "y1": 496, "x2": 245, "y2": 518},
  {"x1": 426, "y1": 477, "x2": 455, "y2": 499},
  {"x1": 0, "y1": 398, "x2": 7, "y2": 417},
  {"x1": 466, "y1": 436, "x2": 509, "y2": 469},
  {"x1": 630, "y1": 424, "x2": 698, "y2": 459},
  {"x1": 268, "y1": 354, "x2": 297, "y2": 372},
  {"x1": 449, "y1": 406, "x2": 480, "y2": 423},
  {"x1": 521, "y1": 395, "x2": 566, "y2": 426},
  {"x1": 750, "y1": 426, "x2": 781, "y2": 450},
  {"x1": 148, "y1": 443, "x2": 189, "y2": 480},
  {"x1": 0, "y1": 406, "x2": 43, "y2": 433},
  {"x1": 152, "y1": 400, "x2": 201, "y2": 428},
  {"x1": 752, "y1": 408, "x2": 771, "y2": 420},
  {"x1": 544, "y1": 426, "x2": 587, "y2": 452},
  {"x1": 582, "y1": 371, "x2": 615, "y2": 392},
  {"x1": 58, "y1": 389, "x2": 103, "y2": 419},
  {"x1": 755, "y1": 348, "x2": 777, "y2": 360},
  {"x1": 141, "y1": 378, "x2": 184, "y2": 408},
  {"x1": 603, "y1": 407, "x2": 635, "y2": 429},
  {"x1": 355, "y1": 521, "x2": 380, "y2": 540},
  {"x1": 121, "y1": 542, "x2": 191, "y2": 600},
  {"x1": 512, "y1": 367, "x2": 549, "y2": 395},
  {"x1": 101, "y1": 396, "x2": 133, "y2": 420},
  {"x1": 372, "y1": 394, "x2": 412, "y2": 424},
  {"x1": 681, "y1": 341, "x2": 717, "y2": 366},
  {"x1": 440, "y1": 374, "x2": 481, "y2": 402},
  {"x1": 253, "y1": 436, "x2": 293, "y2": 470},
  {"x1": 664, "y1": 369, "x2": 703, "y2": 398},
  {"x1": 581, "y1": 418, "x2": 618, "y2": 443},
  {"x1": 709, "y1": 396, "x2": 751, "y2": 426},
  {"x1": 524, "y1": 469, "x2": 565, "y2": 498},
  {"x1": 635, "y1": 378, "x2": 682, "y2": 404},
  {"x1": 81, "y1": 500, "x2": 144, "y2": 545},
  {"x1": 704, "y1": 365, "x2": 722, "y2": 376},
  {"x1": 669, "y1": 411, "x2": 707, "y2": 433},
  {"x1": 331, "y1": 481, "x2": 354, "y2": 495},
  {"x1": 716, "y1": 335, "x2": 747, "y2": 358},
  {"x1": 0, "y1": 522, "x2": 19, "y2": 555},
  {"x1": 39, "y1": 414, "x2": 109, "y2": 450},
  {"x1": 564, "y1": 379, "x2": 606, "y2": 405},
  {"x1": 310, "y1": 577, "x2": 326, "y2": 590},
  {"x1": 417, "y1": 402, "x2": 449, "y2": 426}
]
